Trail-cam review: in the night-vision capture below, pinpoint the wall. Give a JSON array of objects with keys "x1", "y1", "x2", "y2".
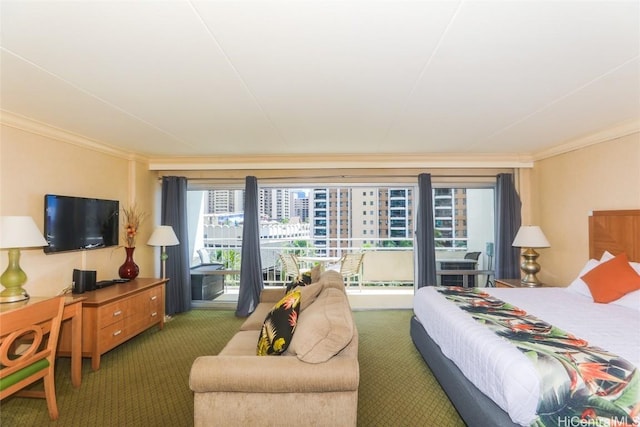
[
  {"x1": 531, "y1": 132, "x2": 640, "y2": 286},
  {"x1": 0, "y1": 124, "x2": 158, "y2": 297}
]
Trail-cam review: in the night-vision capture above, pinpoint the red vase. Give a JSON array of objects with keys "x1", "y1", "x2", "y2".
[{"x1": 118, "y1": 247, "x2": 139, "y2": 279}]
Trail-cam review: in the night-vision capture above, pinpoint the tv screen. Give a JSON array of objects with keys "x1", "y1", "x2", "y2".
[{"x1": 44, "y1": 194, "x2": 119, "y2": 253}]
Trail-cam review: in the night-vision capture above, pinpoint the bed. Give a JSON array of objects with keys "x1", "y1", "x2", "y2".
[{"x1": 411, "y1": 210, "x2": 640, "y2": 426}]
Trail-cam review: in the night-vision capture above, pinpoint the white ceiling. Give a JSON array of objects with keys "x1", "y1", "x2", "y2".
[{"x1": 1, "y1": 0, "x2": 639, "y2": 162}]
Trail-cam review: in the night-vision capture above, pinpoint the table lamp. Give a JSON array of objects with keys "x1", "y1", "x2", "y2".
[
  {"x1": 147, "y1": 226, "x2": 179, "y2": 279},
  {"x1": 0, "y1": 216, "x2": 49, "y2": 303},
  {"x1": 512, "y1": 225, "x2": 550, "y2": 287}
]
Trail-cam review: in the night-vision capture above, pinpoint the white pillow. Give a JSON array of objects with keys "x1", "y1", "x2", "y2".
[
  {"x1": 607, "y1": 252, "x2": 640, "y2": 310},
  {"x1": 611, "y1": 289, "x2": 640, "y2": 311},
  {"x1": 600, "y1": 251, "x2": 614, "y2": 262},
  {"x1": 566, "y1": 259, "x2": 600, "y2": 300}
]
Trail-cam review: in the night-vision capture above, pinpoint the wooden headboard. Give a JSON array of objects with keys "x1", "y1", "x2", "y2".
[{"x1": 589, "y1": 210, "x2": 640, "y2": 262}]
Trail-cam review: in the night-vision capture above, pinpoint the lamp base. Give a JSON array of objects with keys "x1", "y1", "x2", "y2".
[
  {"x1": 520, "y1": 247, "x2": 543, "y2": 287},
  {"x1": 0, "y1": 289, "x2": 30, "y2": 303},
  {"x1": 520, "y1": 278, "x2": 542, "y2": 287},
  {"x1": 1, "y1": 248, "x2": 30, "y2": 303}
]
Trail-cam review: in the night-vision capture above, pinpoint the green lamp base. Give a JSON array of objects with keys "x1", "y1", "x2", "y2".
[
  {"x1": 0, "y1": 248, "x2": 31, "y2": 304},
  {"x1": 0, "y1": 290, "x2": 30, "y2": 303}
]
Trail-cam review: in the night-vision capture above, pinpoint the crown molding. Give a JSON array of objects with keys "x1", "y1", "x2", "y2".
[
  {"x1": 532, "y1": 119, "x2": 640, "y2": 161},
  {"x1": 148, "y1": 153, "x2": 534, "y2": 171},
  {"x1": 18, "y1": 107, "x2": 637, "y2": 170},
  {"x1": 0, "y1": 110, "x2": 148, "y2": 163}
]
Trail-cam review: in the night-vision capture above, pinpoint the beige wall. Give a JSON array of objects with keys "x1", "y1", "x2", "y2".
[
  {"x1": 530, "y1": 132, "x2": 640, "y2": 286},
  {"x1": 0, "y1": 125, "x2": 159, "y2": 297}
]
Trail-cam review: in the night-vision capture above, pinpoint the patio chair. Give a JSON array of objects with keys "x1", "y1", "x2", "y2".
[
  {"x1": 0, "y1": 296, "x2": 65, "y2": 420},
  {"x1": 464, "y1": 251, "x2": 481, "y2": 261},
  {"x1": 334, "y1": 252, "x2": 365, "y2": 290},
  {"x1": 278, "y1": 253, "x2": 308, "y2": 283}
]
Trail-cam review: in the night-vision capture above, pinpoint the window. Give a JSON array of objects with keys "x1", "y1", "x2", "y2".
[
  {"x1": 186, "y1": 180, "x2": 495, "y2": 304},
  {"x1": 433, "y1": 187, "x2": 494, "y2": 251}
]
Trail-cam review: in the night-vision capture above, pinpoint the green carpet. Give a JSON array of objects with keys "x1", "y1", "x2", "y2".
[{"x1": 0, "y1": 309, "x2": 464, "y2": 427}]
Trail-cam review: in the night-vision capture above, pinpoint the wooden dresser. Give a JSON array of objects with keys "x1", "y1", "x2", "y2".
[{"x1": 58, "y1": 278, "x2": 167, "y2": 370}]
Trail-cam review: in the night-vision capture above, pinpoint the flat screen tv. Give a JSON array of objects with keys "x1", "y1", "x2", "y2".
[{"x1": 44, "y1": 194, "x2": 119, "y2": 253}]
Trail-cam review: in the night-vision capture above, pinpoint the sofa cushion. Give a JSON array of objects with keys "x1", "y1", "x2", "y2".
[
  {"x1": 219, "y1": 330, "x2": 261, "y2": 356},
  {"x1": 319, "y1": 270, "x2": 347, "y2": 294},
  {"x1": 257, "y1": 290, "x2": 301, "y2": 356},
  {"x1": 286, "y1": 288, "x2": 354, "y2": 363},
  {"x1": 309, "y1": 265, "x2": 322, "y2": 283},
  {"x1": 239, "y1": 302, "x2": 274, "y2": 331},
  {"x1": 285, "y1": 265, "x2": 322, "y2": 293},
  {"x1": 297, "y1": 281, "x2": 324, "y2": 311}
]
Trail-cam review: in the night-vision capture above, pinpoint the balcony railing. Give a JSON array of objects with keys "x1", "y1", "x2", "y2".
[{"x1": 195, "y1": 235, "x2": 493, "y2": 295}]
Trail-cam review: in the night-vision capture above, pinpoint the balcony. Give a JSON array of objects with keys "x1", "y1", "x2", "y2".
[{"x1": 192, "y1": 234, "x2": 493, "y2": 309}]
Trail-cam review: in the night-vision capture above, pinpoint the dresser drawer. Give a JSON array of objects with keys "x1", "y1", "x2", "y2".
[
  {"x1": 148, "y1": 287, "x2": 162, "y2": 310},
  {"x1": 128, "y1": 309, "x2": 161, "y2": 332},
  {"x1": 98, "y1": 300, "x2": 128, "y2": 327},
  {"x1": 99, "y1": 320, "x2": 127, "y2": 351}
]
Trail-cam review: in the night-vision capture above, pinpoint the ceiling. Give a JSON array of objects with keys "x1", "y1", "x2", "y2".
[{"x1": 1, "y1": 0, "x2": 639, "y2": 164}]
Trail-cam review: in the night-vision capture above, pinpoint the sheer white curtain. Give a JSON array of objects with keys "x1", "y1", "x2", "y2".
[{"x1": 161, "y1": 176, "x2": 191, "y2": 315}]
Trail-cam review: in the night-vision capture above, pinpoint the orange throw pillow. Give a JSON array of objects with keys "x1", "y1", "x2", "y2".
[{"x1": 581, "y1": 253, "x2": 640, "y2": 303}]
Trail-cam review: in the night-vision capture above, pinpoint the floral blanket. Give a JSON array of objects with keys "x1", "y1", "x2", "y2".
[{"x1": 437, "y1": 287, "x2": 639, "y2": 427}]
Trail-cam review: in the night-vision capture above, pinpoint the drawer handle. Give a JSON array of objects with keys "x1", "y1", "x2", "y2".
[
  {"x1": 113, "y1": 310, "x2": 122, "y2": 317},
  {"x1": 113, "y1": 329, "x2": 122, "y2": 336},
  {"x1": 150, "y1": 296, "x2": 157, "y2": 301},
  {"x1": 151, "y1": 312, "x2": 157, "y2": 317}
]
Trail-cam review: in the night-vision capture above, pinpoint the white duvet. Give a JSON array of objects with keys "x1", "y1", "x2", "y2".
[{"x1": 413, "y1": 286, "x2": 640, "y2": 426}]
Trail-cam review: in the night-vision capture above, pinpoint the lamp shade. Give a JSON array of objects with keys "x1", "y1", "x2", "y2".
[
  {"x1": 147, "y1": 226, "x2": 179, "y2": 247},
  {"x1": 0, "y1": 216, "x2": 48, "y2": 249},
  {"x1": 512, "y1": 226, "x2": 550, "y2": 248}
]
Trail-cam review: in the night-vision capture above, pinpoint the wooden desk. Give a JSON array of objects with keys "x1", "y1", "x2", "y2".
[{"x1": 0, "y1": 295, "x2": 85, "y2": 388}]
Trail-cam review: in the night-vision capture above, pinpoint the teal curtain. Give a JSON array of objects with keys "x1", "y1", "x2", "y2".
[
  {"x1": 416, "y1": 173, "x2": 436, "y2": 287},
  {"x1": 494, "y1": 173, "x2": 522, "y2": 280},
  {"x1": 236, "y1": 176, "x2": 264, "y2": 317},
  {"x1": 161, "y1": 176, "x2": 191, "y2": 315}
]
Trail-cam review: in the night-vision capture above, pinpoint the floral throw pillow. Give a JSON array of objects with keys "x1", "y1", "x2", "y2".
[{"x1": 257, "y1": 290, "x2": 301, "y2": 356}]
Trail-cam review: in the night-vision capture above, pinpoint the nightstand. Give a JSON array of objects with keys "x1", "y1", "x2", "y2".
[{"x1": 495, "y1": 278, "x2": 552, "y2": 288}]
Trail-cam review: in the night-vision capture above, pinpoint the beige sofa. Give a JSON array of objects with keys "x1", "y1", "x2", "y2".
[{"x1": 189, "y1": 270, "x2": 359, "y2": 427}]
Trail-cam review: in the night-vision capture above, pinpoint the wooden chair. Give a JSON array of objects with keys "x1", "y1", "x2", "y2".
[
  {"x1": 0, "y1": 296, "x2": 65, "y2": 420},
  {"x1": 335, "y1": 253, "x2": 365, "y2": 290}
]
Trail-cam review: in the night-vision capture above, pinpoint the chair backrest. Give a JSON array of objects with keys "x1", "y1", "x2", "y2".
[
  {"x1": 339, "y1": 253, "x2": 365, "y2": 277},
  {"x1": 0, "y1": 296, "x2": 65, "y2": 398},
  {"x1": 464, "y1": 252, "x2": 481, "y2": 261},
  {"x1": 279, "y1": 253, "x2": 301, "y2": 279}
]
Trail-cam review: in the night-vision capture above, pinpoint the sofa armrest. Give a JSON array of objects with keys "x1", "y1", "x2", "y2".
[
  {"x1": 189, "y1": 354, "x2": 359, "y2": 393},
  {"x1": 259, "y1": 288, "x2": 286, "y2": 303}
]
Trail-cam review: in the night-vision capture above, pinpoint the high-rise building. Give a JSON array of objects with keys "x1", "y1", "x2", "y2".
[
  {"x1": 260, "y1": 188, "x2": 291, "y2": 221},
  {"x1": 206, "y1": 190, "x2": 242, "y2": 214},
  {"x1": 310, "y1": 187, "x2": 414, "y2": 253},
  {"x1": 290, "y1": 190, "x2": 309, "y2": 222},
  {"x1": 433, "y1": 188, "x2": 468, "y2": 248}
]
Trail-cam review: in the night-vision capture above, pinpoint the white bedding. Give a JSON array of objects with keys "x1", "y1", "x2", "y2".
[{"x1": 413, "y1": 286, "x2": 640, "y2": 426}]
